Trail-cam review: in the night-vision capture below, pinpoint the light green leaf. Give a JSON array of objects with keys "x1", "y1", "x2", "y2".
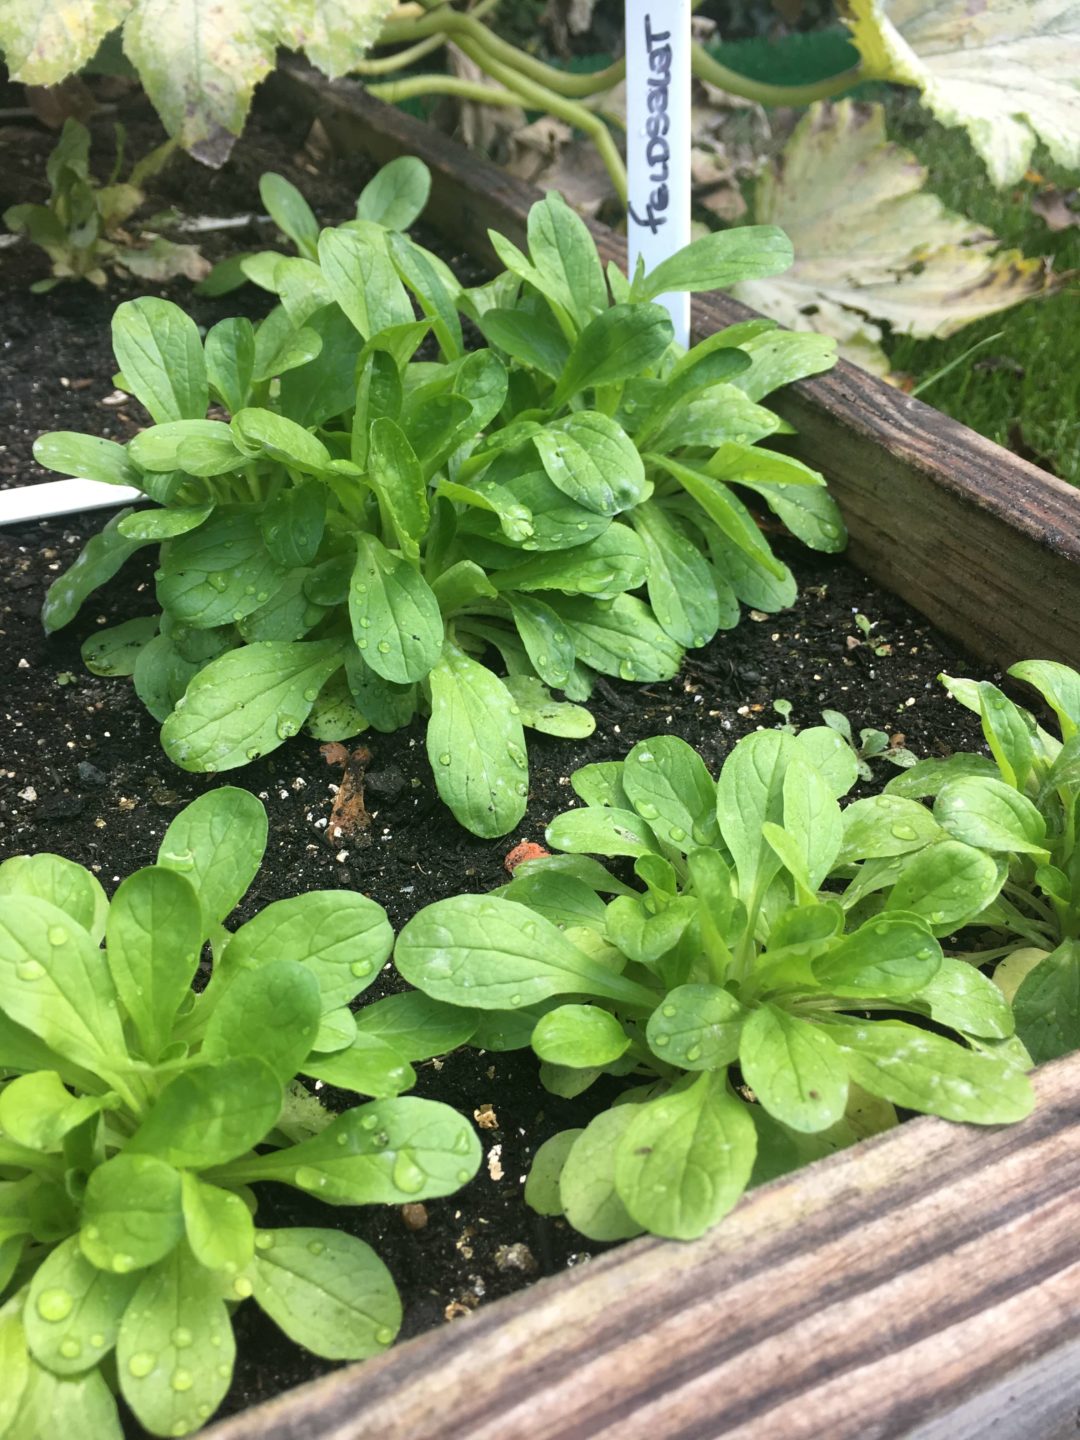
[
  {"x1": 839, "y1": 793, "x2": 944, "y2": 862},
  {"x1": 180, "y1": 1173, "x2": 255, "y2": 1273},
  {"x1": 157, "y1": 507, "x2": 286, "y2": 629},
  {"x1": 231, "y1": 406, "x2": 331, "y2": 475},
  {"x1": 814, "y1": 914, "x2": 941, "y2": 998},
  {"x1": 216, "y1": 1096, "x2": 482, "y2": 1204},
  {"x1": 531, "y1": 1004, "x2": 628, "y2": 1067},
  {"x1": 205, "y1": 315, "x2": 255, "y2": 414},
  {"x1": 0, "y1": 898, "x2": 125, "y2": 1080},
  {"x1": 506, "y1": 594, "x2": 575, "y2": 688},
  {"x1": 0, "y1": 1070, "x2": 114, "y2": 1152},
  {"x1": 356, "y1": 155, "x2": 431, "y2": 230},
  {"x1": 827, "y1": 1018, "x2": 1034, "y2": 1123},
  {"x1": 934, "y1": 776, "x2": 1049, "y2": 861},
  {"x1": 558, "y1": 1109, "x2": 643, "y2": 1241},
  {"x1": 500, "y1": 674, "x2": 595, "y2": 738},
  {"x1": 252, "y1": 1227, "x2": 401, "y2": 1360},
  {"x1": 623, "y1": 735, "x2": 718, "y2": 851},
  {"x1": 218, "y1": 890, "x2": 392, "y2": 1012},
  {"x1": 645, "y1": 984, "x2": 748, "y2": 1069},
  {"x1": 353, "y1": 991, "x2": 477, "y2": 1062},
  {"x1": 260, "y1": 172, "x2": 319, "y2": 258},
  {"x1": 106, "y1": 866, "x2": 200, "y2": 1062},
  {"x1": 203, "y1": 960, "x2": 322, "y2": 1082},
  {"x1": 157, "y1": 787, "x2": 267, "y2": 931},
  {"x1": 33, "y1": 431, "x2": 142, "y2": 488},
  {"x1": 493, "y1": 524, "x2": 647, "y2": 600},
  {"x1": 1013, "y1": 939, "x2": 1080, "y2": 1064},
  {"x1": 524, "y1": 1129, "x2": 582, "y2": 1217},
  {"x1": 8, "y1": 1351, "x2": 122, "y2": 1440},
  {"x1": 302, "y1": 1033, "x2": 415, "y2": 1099},
  {"x1": 111, "y1": 297, "x2": 207, "y2": 422},
  {"x1": 638, "y1": 226, "x2": 792, "y2": 301},
  {"x1": 0, "y1": 853, "x2": 107, "y2": 940},
  {"x1": 24, "y1": 1234, "x2": 138, "y2": 1375},
  {"x1": 615, "y1": 1073, "x2": 757, "y2": 1239},
  {"x1": 351, "y1": 533, "x2": 444, "y2": 685},
  {"x1": 546, "y1": 594, "x2": 682, "y2": 683},
  {"x1": 739, "y1": 1006, "x2": 848, "y2": 1133},
  {"x1": 116, "y1": 1245, "x2": 235, "y2": 1437},
  {"x1": 553, "y1": 303, "x2": 673, "y2": 405},
  {"x1": 911, "y1": 954, "x2": 1015, "y2": 1041},
  {"x1": 533, "y1": 411, "x2": 647, "y2": 516},
  {"x1": 43, "y1": 510, "x2": 150, "y2": 632},
  {"x1": 525, "y1": 191, "x2": 608, "y2": 327},
  {"x1": 546, "y1": 804, "x2": 660, "y2": 860},
  {"x1": 395, "y1": 893, "x2": 658, "y2": 1011},
  {"x1": 318, "y1": 223, "x2": 413, "y2": 339},
  {"x1": 161, "y1": 639, "x2": 344, "y2": 771},
  {"x1": 1, "y1": 0, "x2": 132, "y2": 83},
  {"x1": 129, "y1": 1058, "x2": 281, "y2": 1169},
  {"x1": 81, "y1": 1154, "x2": 184, "y2": 1273},
  {"x1": 883, "y1": 839, "x2": 1005, "y2": 930},
  {"x1": 630, "y1": 501, "x2": 726, "y2": 648},
  {"x1": 716, "y1": 730, "x2": 796, "y2": 902},
  {"x1": 1007, "y1": 660, "x2": 1080, "y2": 741},
  {"x1": 425, "y1": 640, "x2": 528, "y2": 838}
]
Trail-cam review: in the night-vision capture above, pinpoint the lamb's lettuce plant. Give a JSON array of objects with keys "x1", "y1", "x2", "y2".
[
  {"x1": 395, "y1": 729, "x2": 1034, "y2": 1242},
  {"x1": 850, "y1": 660, "x2": 1080, "y2": 1067},
  {"x1": 37, "y1": 159, "x2": 843, "y2": 838},
  {"x1": 0, "y1": 787, "x2": 481, "y2": 1440}
]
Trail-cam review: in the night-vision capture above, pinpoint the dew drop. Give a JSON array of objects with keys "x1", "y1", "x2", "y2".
[
  {"x1": 360, "y1": 1114, "x2": 379, "y2": 1131},
  {"x1": 307, "y1": 1239, "x2": 325, "y2": 1256},
  {"x1": 391, "y1": 1151, "x2": 426, "y2": 1194},
  {"x1": 618, "y1": 659, "x2": 636, "y2": 681},
  {"x1": 652, "y1": 1034, "x2": 670, "y2": 1048},
  {"x1": 636, "y1": 802, "x2": 659, "y2": 821},
  {"x1": 350, "y1": 959, "x2": 372, "y2": 977},
  {"x1": 90, "y1": 1333, "x2": 105, "y2": 1349},
  {"x1": 377, "y1": 641, "x2": 392, "y2": 654},
  {"x1": 661, "y1": 1005, "x2": 677, "y2": 1018},
  {"x1": 47, "y1": 925, "x2": 68, "y2": 946},
  {"x1": 112, "y1": 1253, "x2": 135, "y2": 1274},
  {"x1": 457, "y1": 1168, "x2": 472, "y2": 1183},
  {"x1": 452, "y1": 1131, "x2": 472, "y2": 1155},
  {"x1": 59, "y1": 1338, "x2": 82, "y2": 1359},
  {"x1": 376, "y1": 1326, "x2": 395, "y2": 1346},
  {"x1": 685, "y1": 1044, "x2": 703, "y2": 1062},
  {"x1": 668, "y1": 826, "x2": 687, "y2": 844},
  {"x1": 128, "y1": 1351, "x2": 157, "y2": 1379},
  {"x1": 254, "y1": 1232, "x2": 273, "y2": 1252},
  {"x1": 17, "y1": 960, "x2": 46, "y2": 981},
  {"x1": 233, "y1": 1276, "x2": 253, "y2": 1299}
]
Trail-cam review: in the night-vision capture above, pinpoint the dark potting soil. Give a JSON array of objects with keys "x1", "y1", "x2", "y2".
[{"x1": 1, "y1": 81, "x2": 992, "y2": 1434}]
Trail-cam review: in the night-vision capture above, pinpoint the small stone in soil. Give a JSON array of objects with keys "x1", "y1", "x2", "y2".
[
  {"x1": 474, "y1": 1104, "x2": 499, "y2": 1130},
  {"x1": 494, "y1": 1244, "x2": 538, "y2": 1275},
  {"x1": 400, "y1": 1203, "x2": 428, "y2": 1231}
]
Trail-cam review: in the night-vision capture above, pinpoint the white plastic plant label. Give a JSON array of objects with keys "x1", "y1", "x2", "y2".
[{"x1": 625, "y1": 0, "x2": 692, "y2": 346}]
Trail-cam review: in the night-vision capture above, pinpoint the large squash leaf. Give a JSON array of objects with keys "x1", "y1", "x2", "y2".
[
  {"x1": 847, "y1": 0, "x2": 1080, "y2": 187},
  {"x1": 733, "y1": 101, "x2": 1049, "y2": 375},
  {"x1": 0, "y1": 0, "x2": 396, "y2": 167}
]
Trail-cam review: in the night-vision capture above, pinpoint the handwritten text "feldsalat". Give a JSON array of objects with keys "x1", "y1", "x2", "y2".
[{"x1": 629, "y1": 15, "x2": 673, "y2": 235}]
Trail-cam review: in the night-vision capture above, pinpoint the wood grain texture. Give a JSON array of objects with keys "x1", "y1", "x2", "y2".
[
  {"x1": 208, "y1": 1054, "x2": 1080, "y2": 1440},
  {"x1": 275, "y1": 66, "x2": 1080, "y2": 670}
]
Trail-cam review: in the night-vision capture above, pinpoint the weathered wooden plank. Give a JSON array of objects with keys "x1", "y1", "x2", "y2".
[
  {"x1": 207, "y1": 1053, "x2": 1080, "y2": 1440},
  {"x1": 275, "y1": 66, "x2": 1080, "y2": 671}
]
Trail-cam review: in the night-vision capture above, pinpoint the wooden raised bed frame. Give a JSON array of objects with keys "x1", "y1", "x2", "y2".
[{"x1": 208, "y1": 71, "x2": 1080, "y2": 1440}]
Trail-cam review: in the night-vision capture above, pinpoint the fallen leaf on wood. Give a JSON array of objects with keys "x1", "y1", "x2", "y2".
[{"x1": 733, "y1": 100, "x2": 1052, "y2": 376}]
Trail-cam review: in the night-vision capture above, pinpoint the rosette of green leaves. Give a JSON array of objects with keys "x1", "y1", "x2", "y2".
[
  {"x1": 395, "y1": 730, "x2": 1033, "y2": 1242},
  {"x1": 37, "y1": 160, "x2": 842, "y2": 838},
  {"x1": 844, "y1": 660, "x2": 1080, "y2": 1067},
  {"x1": 0, "y1": 787, "x2": 480, "y2": 1440}
]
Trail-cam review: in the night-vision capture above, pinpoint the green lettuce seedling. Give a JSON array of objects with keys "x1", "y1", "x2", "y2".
[
  {"x1": 395, "y1": 730, "x2": 1033, "y2": 1242},
  {"x1": 37, "y1": 159, "x2": 843, "y2": 837},
  {"x1": 0, "y1": 787, "x2": 481, "y2": 1439},
  {"x1": 846, "y1": 660, "x2": 1080, "y2": 1066},
  {"x1": 3, "y1": 118, "x2": 204, "y2": 292}
]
